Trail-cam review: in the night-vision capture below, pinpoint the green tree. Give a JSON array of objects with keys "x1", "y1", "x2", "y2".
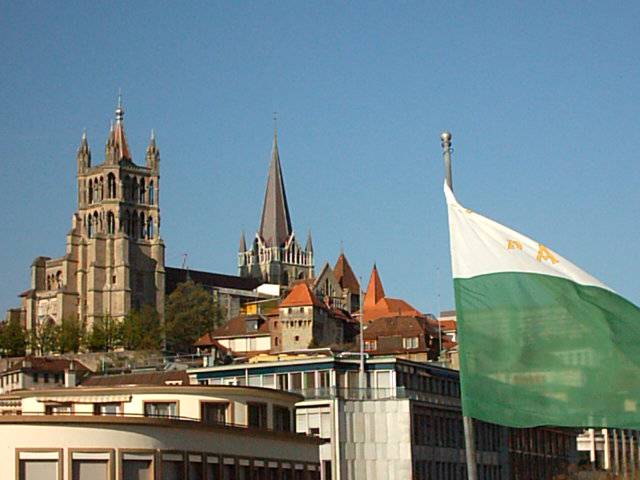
[
  {"x1": 0, "y1": 317, "x2": 27, "y2": 357},
  {"x1": 164, "y1": 280, "x2": 224, "y2": 354},
  {"x1": 86, "y1": 315, "x2": 122, "y2": 352},
  {"x1": 29, "y1": 319, "x2": 58, "y2": 355},
  {"x1": 121, "y1": 305, "x2": 162, "y2": 351},
  {"x1": 57, "y1": 316, "x2": 85, "y2": 353}
]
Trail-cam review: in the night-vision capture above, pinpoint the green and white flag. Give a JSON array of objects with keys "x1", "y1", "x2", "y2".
[{"x1": 446, "y1": 182, "x2": 640, "y2": 428}]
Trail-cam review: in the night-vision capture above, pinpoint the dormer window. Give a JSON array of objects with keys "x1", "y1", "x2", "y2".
[{"x1": 403, "y1": 337, "x2": 419, "y2": 349}]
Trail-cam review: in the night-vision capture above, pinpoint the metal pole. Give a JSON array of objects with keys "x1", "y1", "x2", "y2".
[
  {"x1": 359, "y1": 278, "x2": 365, "y2": 392},
  {"x1": 614, "y1": 429, "x2": 620, "y2": 476},
  {"x1": 441, "y1": 131, "x2": 477, "y2": 480}
]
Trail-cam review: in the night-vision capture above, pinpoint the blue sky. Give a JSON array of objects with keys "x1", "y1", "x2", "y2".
[{"x1": 1, "y1": 1, "x2": 639, "y2": 316}]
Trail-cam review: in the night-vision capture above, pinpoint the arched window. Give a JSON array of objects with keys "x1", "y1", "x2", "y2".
[
  {"x1": 88, "y1": 179, "x2": 94, "y2": 204},
  {"x1": 131, "y1": 211, "x2": 138, "y2": 239},
  {"x1": 139, "y1": 212, "x2": 145, "y2": 238},
  {"x1": 132, "y1": 178, "x2": 139, "y2": 204},
  {"x1": 107, "y1": 173, "x2": 116, "y2": 198},
  {"x1": 147, "y1": 216, "x2": 154, "y2": 239},
  {"x1": 139, "y1": 178, "x2": 146, "y2": 203},
  {"x1": 93, "y1": 211, "x2": 99, "y2": 234},
  {"x1": 124, "y1": 210, "x2": 131, "y2": 235},
  {"x1": 148, "y1": 181, "x2": 155, "y2": 205},
  {"x1": 123, "y1": 175, "x2": 130, "y2": 201},
  {"x1": 55, "y1": 271, "x2": 62, "y2": 289},
  {"x1": 87, "y1": 215, "x2": 93, "y2": 238},
  {"x1": 107, "y1": 212, "x2": 115, "y2": 234},
  {"x1": 99, "y1": 177, "x2": 104, "y2": 201},
  {"x1": 46, "y1": 275, "x2": 51, "y2": 290}
]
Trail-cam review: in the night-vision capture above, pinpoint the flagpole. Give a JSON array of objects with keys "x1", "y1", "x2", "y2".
[{"x1": 441, "y1": 131, "x2": 478, "y2": 480}]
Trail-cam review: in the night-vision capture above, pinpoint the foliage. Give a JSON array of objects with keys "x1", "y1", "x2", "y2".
[
  {"x1": 57, "y1": 316, "x2": 85, "y2": 353},
  {"x1": 0, "y1": 317, "x2": 27, "y2": 357},
  {"x1": 164, "y1": 280, "x2": 224, "y2": 354},
  {"x1": 86, "y1": 315, "x2": 122, "y2": 352},
  {"x1": 121, "y1": 305, "x2": 162, "y2": 351},
  {"x1": 29, "y1": 319, "x2": 58, "y2": 355}
]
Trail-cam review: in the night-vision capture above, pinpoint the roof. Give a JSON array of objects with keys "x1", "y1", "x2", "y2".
[
  {"x1": 334, "y1": 254, "x2": 360, "y2": 294},
  {"x1": 3, "y1": 356, "x2": 90, "y2": 375},
  {"x1": 439, "y1": 320, "x2": 457, "y2": 331},
  {"x1": 363, "y1": 264, "x2": 385, "y2": 309},
  {"x1": 165, "y1": 267, "x2": 262, "y2": 294},
  {"x1": 193, "y1": 334, "x2": 231, "y2": 352},
  {"x1": 258, "y1": 132, "x2": 293, "y2": 248},
  {"x1": 209, "y1": 314, "x2": 270, "y2": 339},
  {"x1": 81, "y1": 370, "x2": 190, "y2": 387},
  {"x1": 363, "y1": 315, "x2": 428, "y2": 339},
  {"x1": 280, "y1": 282, "x2": 324, "y2": 308}
]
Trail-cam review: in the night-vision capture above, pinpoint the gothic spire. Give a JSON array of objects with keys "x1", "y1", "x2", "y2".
[
  {"x1": 239, "y1": 231, "x2": 247, "y2": 253},
  {"x1": 258, "y1": 129, "x2": 292, "y2": 247},
  {"x1": 305, "y1": 230, "x2": 314, "y2": 253},
  {"x1": 77, "y1": 129, "x2": 91, "y2": 170},
  {"x1": 112, "y1": 93, "x2": 131, "y2": 161}
]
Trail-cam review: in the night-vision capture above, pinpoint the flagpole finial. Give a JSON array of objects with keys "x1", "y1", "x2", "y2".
[{"x1": 440, "y1": 131, "x2": 453, "y2": 190}]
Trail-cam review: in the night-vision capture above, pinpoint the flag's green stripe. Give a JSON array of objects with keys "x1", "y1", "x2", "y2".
[{"x1": 454, "y1": 272, "x2": 640, "y2": 428}]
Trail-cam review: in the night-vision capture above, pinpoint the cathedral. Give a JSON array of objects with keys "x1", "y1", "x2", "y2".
[
  {"x1": 238, "y1": 130, "x2": 314, "y2": 285},
  {"x1": 8, "y1": 99, "x2": 165, "y2": 332}
]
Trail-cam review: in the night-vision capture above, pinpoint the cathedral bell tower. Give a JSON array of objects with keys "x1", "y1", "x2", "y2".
[{"x1": 238, "y1": 129, "x2": 313, "y2": 285}]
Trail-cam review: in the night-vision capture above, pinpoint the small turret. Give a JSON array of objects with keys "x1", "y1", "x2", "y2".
[
  {"x1": 239, "y1": 231, "x2": 247, "y2": 253},
  {"x1": 105, "y1": 121, "x2": 116, "y2": 164},
  {"x1": 76, "y1": 130, "x2": 91, "y2": 172},
  {"x1": 145, "y1": 129, "x2": 160, "y2": 172}
]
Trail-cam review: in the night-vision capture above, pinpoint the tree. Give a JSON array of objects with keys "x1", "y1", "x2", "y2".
[
  {"x1": 86, "y1": 315, "x2": 122, "y2": 352},
  {"x1": 121, "y1": 305, "x2": 162, "y2": 351},
  {"x1": 164, "y1": 280, "x2": 224, "y2": 354},
  {"x1": 29, "y1": 319, "x2": 58, "y2": 355},
  {"x1": 57, "y1": 316, "x2": 84, "y2": 353},
  {"x1": 0, "y1": 318, "x2": 27, "y2": 357}
]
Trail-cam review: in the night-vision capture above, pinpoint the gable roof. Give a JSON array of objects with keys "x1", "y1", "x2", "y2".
[
  {"x1": 280, "y1": 282, "x2": 324, "y2": 308},
  {"x1": 334, "y1": 254, "x2": 360, "y2": 294}
]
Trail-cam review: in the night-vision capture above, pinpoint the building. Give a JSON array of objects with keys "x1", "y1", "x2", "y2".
[
  {"x1": 0, "y1": 374, "x2": 321, "y2": 480},
  {"x1": 361, "y1": 315, "x2": 439, "y2": 362},
  {"x1": 189, "y1": 352, "x2": 578, "y2": 480},
  {"x1": 0, "y1": 356, "x2": 91, "y2": 394},
  {"x1": 166, "y1": 266, "x2": 266, "y2": 320},
  {"x1": 238, "y1": 131, "x2": 314, "y2": 285},
  {"x1": 7, "y1": 99, "x2": 165, "y2": 332},
  {"x1": 313, "y1": 253, "x2": 361, "y2": 315}
]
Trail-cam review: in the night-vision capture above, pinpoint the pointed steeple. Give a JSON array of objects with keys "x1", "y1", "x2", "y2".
[
  {"x1": 305, "y1": 230, "x2": 314, "y2": 253},
  {"x1": 239, "y1": 231, "x2": 247, "y2": 253},
  {"x1": 258, "y1": 129, "x2": 292, "y2": 247},
  {"x1": 364, "y1": 264, "x2": 386, "y2": 309},
  {"x1": 112, "y1": 93, "x2": 131, "y2": 161},
  {"x1": 77, "y1": 129, "x2": 91, "y2": 171},
  {"x1": 334, "y1": 252, "x2": 360, "y2": 294},
  {"x1": 146, "y1": 129, "x2": 160, "y2": 170}
]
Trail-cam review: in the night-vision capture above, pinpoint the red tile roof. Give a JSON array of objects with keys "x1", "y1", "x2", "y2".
[
  {"x1": 193, "y1": 334, "x2": 231, "y2": 352},
  {"x1": 363, "y1": 264, "x2": 385, "y2": 309},
  {"x1": 334, "y1": 254, "x2": 360, "y2": 294},
  {"x1": 280, "y1": 282, "x2": 324, "y2": 308},
  {"x1": 208, "y1": 315, "x2": 270, "y2": 338}
]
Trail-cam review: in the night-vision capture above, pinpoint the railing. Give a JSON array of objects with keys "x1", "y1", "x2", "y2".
[{"x1": 289, "y1": 386, "x2": 462, "y2": 406}]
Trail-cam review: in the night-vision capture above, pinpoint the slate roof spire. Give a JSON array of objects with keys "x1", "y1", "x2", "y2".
[{"x1": 258, "y1": 129, "x2": 292, "y2": 247}]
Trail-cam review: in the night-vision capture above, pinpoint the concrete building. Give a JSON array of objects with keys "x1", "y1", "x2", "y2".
[
  {"x1": 8, "y1": 99, "x2": 165, "y2": 332},
  {"x1": 0, "y1": 356, "x2": 91, "y2": 394},
  {"x1": 0, "y1": 373, "x2": 321, "y2": 480},
  {"x1": 238, "y1": 130, "x2": 314, "y2": 286},
  {"x1": 189, "y1": 352, "x2": 578, "y2": 480}
]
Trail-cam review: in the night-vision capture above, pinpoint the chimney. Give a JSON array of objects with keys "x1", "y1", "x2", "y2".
[{"x1": 64, "y1": 361, "x2": 76, "y2": 388}]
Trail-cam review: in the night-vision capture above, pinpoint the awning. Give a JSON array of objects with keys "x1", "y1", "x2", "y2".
[{"x1": 36, "y1": 395, "x2": 131, "y2": 404}]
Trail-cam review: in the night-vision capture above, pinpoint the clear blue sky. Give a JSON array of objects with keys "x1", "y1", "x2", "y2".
[{"x1": 2, "y1": 1, "x2": 640, "y2": 316}]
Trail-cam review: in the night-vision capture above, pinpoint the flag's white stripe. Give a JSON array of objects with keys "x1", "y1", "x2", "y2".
[{"x1": 445, "y1": 182, "x2": 610, "y2": 290}]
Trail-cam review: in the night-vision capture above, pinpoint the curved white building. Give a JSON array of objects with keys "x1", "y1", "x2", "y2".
[{"x1": 0, "y1": 384, "x2": 321, "y2": 480}]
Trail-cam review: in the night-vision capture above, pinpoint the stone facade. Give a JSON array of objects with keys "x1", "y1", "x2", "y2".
[{"x1": 9, "y1": 101, "x2": 165, "y2": 332}]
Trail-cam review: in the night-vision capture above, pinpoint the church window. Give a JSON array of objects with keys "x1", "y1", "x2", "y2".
[
  {"x1": 139, "y1": 212, "x2": 145, "y2": 238},
  {"x1": 55, "y1": 271, "x2": 62, "y2": 289},
  {"x1": 93, "y1": 211, "x2": 99, "y2": 234},
  {"x1": 88, "y1": 179, "x2": 94, "y2": 203},
  {"x1": 107, "y1": 173, "x2": 116, "y2": 198},
  {"x1": 107, "y1": 212, "x2": 115, "y2": 234},
  {"x1": 139, "y1": 178, "x2": 146, "y2": 203},
  {"x1": 131, "y1": 211, "x2": 138, "y2": 239},
  {"x1": 99, "y1": 177, "x2": 104, "y2": 200},
  {"x1": 123, "y1": 175, "x2": 130, "y2": 201},
  {"x1": 87, "y1": 215, "x2": 94, "y2": 238},
  {"x1": 124, "y1": 210, "x2": 131, "y2": 235},
  {"x1": 147, "y1": 216, "x2": 154, "y2": 239},
  {"x1": 149, "y1": 181, "x2": 155, "y2": 205},
  {"x1": 132, "y1": 177, "x2": 139, "y2": 203}
]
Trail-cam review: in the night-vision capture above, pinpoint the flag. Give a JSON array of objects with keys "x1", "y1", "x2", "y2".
[{"x1": 445, "y1": 182, "x2": 640, "y2": 428}]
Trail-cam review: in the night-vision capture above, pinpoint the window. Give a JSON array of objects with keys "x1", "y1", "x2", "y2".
[
  {"x1": 45, "y1": 403, "x2": 71, "y2": 415},
  {"x1": 32, "y1": 373, "x2": 38, "y2": 383},
  {"x1": 188, "y1": 457, "x2": 203, "y2": 480},
  {"x1": 247, "y1": 402, "x2": 267, "y2": 429},
  {"x1": 273, "y1": 405, "x2": 292, "y2": 432},
  {"x1": 403, "y1": 337, "x2": 419, "y2": 349},
  {"x1": 148, "y1": 181, "x2": 155, "y2": 204},
  {"x1": 276, "y1": 373, "x2": 288, "y2": 390},
  {"x1": 161, "y1": 453, "x2": 185, "y2": 480},
  {"x1": 122, "y1": 452, "x2": 154, "y2": 480},
  {"x1": 93, "y1": 403, "x2": 120, "y2": 415},
  {"x1": 206, "y1": 458, "x2": 220, "y2": 480},
  {"x1": 71, "y1": 451, "x2": 112, "y2": 480},
  {"x1": 290, "y1": 372, "x2": 302, "y2": 390},
  {"x1": 222, "y1": 459, "x2": 236, "y2": 480},
  {"x1": 201, "y1": 402, "x2": 227, "y2": 425},
  {"x1": 364, "y1": 340, "x2": 377, "y2": 351},
  {"x1": 144, "y1": 402, "x2": 177, "y2": 418}
]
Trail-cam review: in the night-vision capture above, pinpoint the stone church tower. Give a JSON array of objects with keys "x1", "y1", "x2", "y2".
[
  {"x1": 238, "y1": 130, "x2": 313, "y2": 285},
  {"x1": 12, "y1": 99, "x2": 165, "y2": 332}
]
